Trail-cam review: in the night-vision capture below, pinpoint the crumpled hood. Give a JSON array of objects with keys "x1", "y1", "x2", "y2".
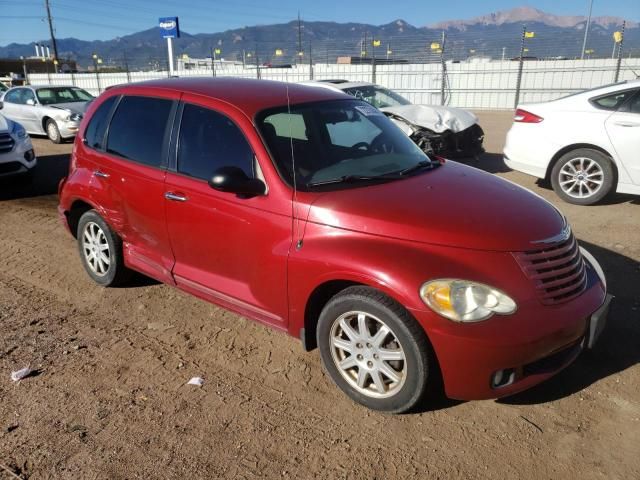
[
  {"x1": 50, "y1": 101, "x2": 89, "y2": 116},
  {"x1": 380, "y1": 104, "x2": 478, "y2": 133},
  {"x1": 306, "y1": 161, "x2": 564, "y2": 252}
]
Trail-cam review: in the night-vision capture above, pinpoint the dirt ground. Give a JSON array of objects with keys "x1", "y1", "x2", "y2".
[{"x1": 1, "y1": 111, "x2": 639, "y2": 479}]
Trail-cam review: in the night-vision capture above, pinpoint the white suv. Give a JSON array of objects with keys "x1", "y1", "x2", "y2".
[
  {"x1": 504, "y1": 79, "x2": 640, "y2": 205},
  {"x1": 0, "y1": 114, "x2": 36, "y2": 178}
]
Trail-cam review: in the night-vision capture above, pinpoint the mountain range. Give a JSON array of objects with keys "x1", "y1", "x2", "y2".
[{"x1": 0, "y1": 6, "x2": 638, "y2": 69}]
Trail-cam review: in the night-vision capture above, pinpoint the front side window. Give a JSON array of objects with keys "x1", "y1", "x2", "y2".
[
  {"x1": 258, "y1": 99, "x2": 432, "y2": 190},
  {"x1": 36, "y1": 87, "x2": 93, "y2": 105},
  {"x1": 342, "y1": 86, "x2": 411, "y2": 108},
  {"x1": 3, "y1": 89, "x2": 23, "y2": 104},
  {"x1": 106, "y1": 96, "x2": 173, "y2": 167},
  {"x1": 84, "y1": 96, "x2": 117, "y2": 150},
  {"x1": 177, "y1": 103, "x2": 254, "y2": 181}
]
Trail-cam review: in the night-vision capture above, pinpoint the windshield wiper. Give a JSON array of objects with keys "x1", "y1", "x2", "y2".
[
  {"x1": 305, "y1": 174, "x2": 396, "y2": 188},
  {"x1": 394, "y1": 160, "x2": 440, "y2": 176}
]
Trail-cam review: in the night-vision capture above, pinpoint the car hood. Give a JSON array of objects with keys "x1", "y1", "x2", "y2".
[
  {"x1": 306, "y1": 161, "x2": 564, "y2": 252},
  {"x1": 0, "y1": 114, "x2": 10, "y2": 133},
  {"x1": 380, "y1": 105, "x2": 478, "y2": 133},
  {"x1": 49, "y1": 101, "x2": 89, "y2": 115}
]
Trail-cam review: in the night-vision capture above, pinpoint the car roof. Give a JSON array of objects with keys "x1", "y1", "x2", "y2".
[
  {"x1": 107, "y1": 77, "x2": 349, "y2": 117},
  {"x1": 301, "y1": 80, "x2": 376, "y2": 92}
]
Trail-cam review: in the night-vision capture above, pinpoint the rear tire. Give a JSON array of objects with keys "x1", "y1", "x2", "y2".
[
  {"x1": 76, "y1": 210, "x2": 131, "y2": 287},
  {"x1": 46, "y1": 119, "x2": 62, "y2": 144},
  {"x1": 551, "y1": 148, "x2": 615, "y2": 205},
  {"x1": 317, "y1": 286, "x2": 433, "y2": 413}
]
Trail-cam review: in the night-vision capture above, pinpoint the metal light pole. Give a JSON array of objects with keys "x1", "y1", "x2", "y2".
[{"x1": 580, "y1": 0, "x2": 594, "y2": 60}]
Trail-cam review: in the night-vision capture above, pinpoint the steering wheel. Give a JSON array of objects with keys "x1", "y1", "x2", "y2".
[
  {"x1": 350, "y1": 141, "x2": 371, "y2": 152},
  {"x1": 370, "y1": 133, "x2": 395, "y2": 154}
]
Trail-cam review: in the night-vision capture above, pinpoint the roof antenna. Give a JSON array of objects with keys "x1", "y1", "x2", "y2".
[{"x1": 285, "y1": 83, "x2": 303, "y2": 250}]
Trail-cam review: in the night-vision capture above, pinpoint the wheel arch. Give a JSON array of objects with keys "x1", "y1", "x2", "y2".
[
  {"x1": 42, "y1": 115, "x2": 53, "y2": 132},
  {"x1": 545, "y1": 143, "x2": 618, "y2": 182},
  {"x1": 66, "y1": 199, "x2": 97, "y2": 238}
]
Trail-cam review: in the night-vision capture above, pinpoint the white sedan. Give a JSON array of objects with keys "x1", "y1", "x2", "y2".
[
  {"x1": 504, "y1": 79, "x2": 640, "y2": 205},
  {"x1": 0, "y1": 114, "x2": 36, "y2": 178}
]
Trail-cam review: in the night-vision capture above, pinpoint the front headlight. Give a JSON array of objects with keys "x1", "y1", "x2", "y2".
[
  {"x1": 420, "y1": 279, "x2": 517, "y2": 323},
  {"x1": 69, "y1": 113, "x2": 82, "y2": 122},
  {"x1": 10, "y1": 121, "x2": 27, "y2": 139}
]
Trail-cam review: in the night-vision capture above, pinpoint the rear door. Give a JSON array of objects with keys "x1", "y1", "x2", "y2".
[
  {"x1": 83, "y1": 92, "x2": 178, "y2": 284},
  {"x1": 604, "y1": 90, "x2": 640, "y2": 185},
  {"x1": 163, "y1": 96, "x2": 291, "y2": 328}
]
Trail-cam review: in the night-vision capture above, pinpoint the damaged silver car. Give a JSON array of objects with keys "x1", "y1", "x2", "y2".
[
  {"x1": 0, "y1": 85, "x2": 93, "y2": 143},
  {"x1": 303, "y1": 80, "x2": 484, "y2": 158}
]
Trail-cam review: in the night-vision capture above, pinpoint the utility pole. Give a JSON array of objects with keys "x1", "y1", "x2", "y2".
[
  {"x1": 580, "y1": 0, "x2": 594, "y2": 60},
  {"x1": 44, "y1": 0, "x2": 59, "y2": 71},
  {"x1": 297, "y1": 12, "x2": 303, "y2": 63}
]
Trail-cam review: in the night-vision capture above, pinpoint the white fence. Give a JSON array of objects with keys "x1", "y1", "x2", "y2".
[{"x1": 27, "y1": 58, "x2": 640, "y2": 110}]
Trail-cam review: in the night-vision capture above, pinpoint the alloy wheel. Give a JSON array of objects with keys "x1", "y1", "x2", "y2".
[
  {"x1": 329, "y1": 311, "x2": 407, "y2": 398},
  {"x1": 558, "y1": 157, "x2": 604, "y2": 199},
  {"x1": 82, "y1": 221, "x2": 110, "y2": 276}
]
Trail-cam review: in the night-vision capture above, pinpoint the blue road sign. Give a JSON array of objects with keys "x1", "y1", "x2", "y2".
[{"x1": 159, "y1": 17, "x2": 180, "y2": 39}]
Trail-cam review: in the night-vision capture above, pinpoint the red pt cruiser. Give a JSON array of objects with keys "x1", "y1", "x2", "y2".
[{"x1": 58, "y1": 78, "x2": 610, "y2": 413}]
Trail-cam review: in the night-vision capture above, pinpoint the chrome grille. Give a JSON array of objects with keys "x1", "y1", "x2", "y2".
[
  {"x1": 514, "y1": 233, "x2": 587, "y2": 305},
  {"x1": 0, "y1": 132, "x2": 15, "y2": 154}
]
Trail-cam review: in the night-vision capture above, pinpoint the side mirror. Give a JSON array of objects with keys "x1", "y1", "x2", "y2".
[
  {"x1": 208, "y1": 166, "x2": 266, "y2": 197},
  {"x1": 26, "y1": 99, "x2": 36, "y2": 106}
]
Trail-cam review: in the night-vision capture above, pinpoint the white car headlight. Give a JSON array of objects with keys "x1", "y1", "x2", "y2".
[
  {"x1": 10, "y1": 121, "x2": 27, "y2": 139},
  {"x1": 420, "y1": 279, "x2": 517, "y2": 322},
  {"x1": 69, "y1": 113, "x2": 82, "y2": 122}
]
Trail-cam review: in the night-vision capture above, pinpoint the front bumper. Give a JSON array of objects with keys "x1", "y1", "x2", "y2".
[
  {"x1": 0, "y1": 135, "x2": 37, "y2": 177},
  {"x1": 412, "y1": 124, "x2": 484, "y2": 158},
  {"x1": 411, "y1": 264, "x2": 607, "y2": 400},
  {"x1": 59, "y1": 120, "x2": 81, "y2": 139}
]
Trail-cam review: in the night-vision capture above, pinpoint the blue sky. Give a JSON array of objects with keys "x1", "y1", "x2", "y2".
[{"x1": 1, "y1": 0, "x2": 638, "y2": 45}]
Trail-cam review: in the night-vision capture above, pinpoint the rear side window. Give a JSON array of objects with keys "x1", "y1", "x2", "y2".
[
  {"x1": 106, "y1": 96, "x2": 173, "y2": 167},
  {"x1": 84, "y1": 96, "x2": 116, "y2": 150},
  {"x1": 591, "y1": 90, "x2": 635, "y2": 111},
  {"x1": 177, "y1": 104, "x2": 254, "y2": 180}
]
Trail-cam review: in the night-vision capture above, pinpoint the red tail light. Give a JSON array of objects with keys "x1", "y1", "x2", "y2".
[{"x1": 514, "y1": 109, "x2": 544, "y2": 123}]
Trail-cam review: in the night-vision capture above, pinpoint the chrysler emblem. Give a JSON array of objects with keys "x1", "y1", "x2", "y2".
[{"x1": 531, "y1": 223, "x2": 571, "y2": 245}]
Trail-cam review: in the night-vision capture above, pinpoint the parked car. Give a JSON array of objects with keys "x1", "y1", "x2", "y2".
[
  {"x1": 58, "y1": 78, "x2": 609, "y2": 413},
  {"x1": 0, "y1": 113, "x2": 36, "y2": 178},
  {"x1": 0, "y1": 85, "x2": 93, "y2": 143},
  {"x1": 302, "y1": 80, "x2": 484, "y2": 158},
  {"x1": 505, "y1": 79, "x2": 640, "y2": 205}
]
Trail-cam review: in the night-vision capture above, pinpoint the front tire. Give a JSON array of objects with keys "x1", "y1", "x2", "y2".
[
  {"x1": 551, "y1": 148, "x2": 615, "y2": 205},
  {"x1": 46, "y1": 118, "x2": 62, "y2": 144},
  {"x1": 317, "y1": 286, "x2": 432, "y2": 413},
  {"x1": 77, "y1": 210, "x2": 131, "y2": 287}
]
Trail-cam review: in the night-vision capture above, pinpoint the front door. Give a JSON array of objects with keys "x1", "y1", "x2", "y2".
[{"x1": 164, "y1": 98, "x2": 290, "y2": 328}]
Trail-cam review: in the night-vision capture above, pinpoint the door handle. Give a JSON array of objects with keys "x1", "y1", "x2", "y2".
[
  {"x1": 164, "y1": 192, "x2": 188, "y2": 202},
  {"x1": 93, "y1": 170, "x2": 110, "y2": 178},
  {"x1": 613, "y1": 121, "x2": 640, "y2": 127}
]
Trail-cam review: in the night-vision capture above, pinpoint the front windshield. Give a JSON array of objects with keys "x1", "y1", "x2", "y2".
[
  {"x1": 342, "y1": 86, "x2": 411, "y2": 108},
  {"x1": 36, "y1": 87, "x2": 93, "y2": 105},
  {"x1": 258, "y1": 99, "x2": 433, "y2": 190}
]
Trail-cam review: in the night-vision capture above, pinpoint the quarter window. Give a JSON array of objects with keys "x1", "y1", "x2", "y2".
[
  {"x1": 84, "y1": 96, "x2": 117, "y2": 150},
  {"x1": 106, "y1": 96, "x2": 173, "y2": 167},
  {"x1": 177, "y1": 104, "x2": 254, "y2": 181},
  {"x1": 591, "y1": 91, "x2": 635, "y2": 111}
]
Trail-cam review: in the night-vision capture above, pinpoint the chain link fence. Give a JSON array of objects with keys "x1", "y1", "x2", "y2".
[{"x1": 24, "y1": 57, "x2": 639, "y2": 110}]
